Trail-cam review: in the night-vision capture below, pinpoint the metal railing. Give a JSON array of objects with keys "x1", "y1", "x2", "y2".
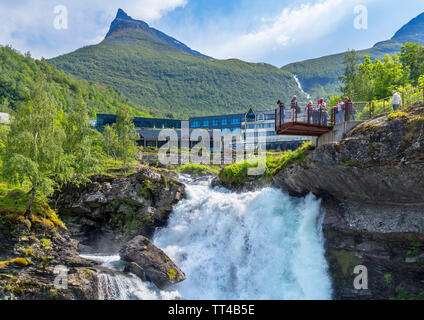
[{"x1": 275, "y1": 87, "x2": 424, "y2": 132}]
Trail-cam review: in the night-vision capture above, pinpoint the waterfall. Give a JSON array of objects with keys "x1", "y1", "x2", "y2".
[
  {"x1": 293, "y1": 74, "x2": 311, "y2": 99},
  {"x1": 84, "y1": 177, "x2": 332, "y2": 300}
]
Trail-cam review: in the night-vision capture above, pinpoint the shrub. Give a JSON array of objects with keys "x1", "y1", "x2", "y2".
[{"x1": 177, "y1": 164, "x2": 220, "y2": 176}]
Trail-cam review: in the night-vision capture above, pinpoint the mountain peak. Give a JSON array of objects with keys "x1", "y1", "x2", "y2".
[
  {"x1": 115, "y1": 8, "x2": 132, "y2": 21},
  {"x1": 391, "y1": 12, "x2": 424, "y2": 43},
  {"x1": 105, "y1": 9, "x2": 209, "y2": 58}
]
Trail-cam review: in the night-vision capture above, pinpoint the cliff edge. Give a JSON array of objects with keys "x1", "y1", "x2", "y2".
[{"x1": 273, "y1": 103, "x2": 424, "y2": 299}]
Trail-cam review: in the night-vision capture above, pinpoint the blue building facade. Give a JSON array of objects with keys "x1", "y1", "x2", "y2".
[
  {"x1": 96, "y1": 114, "x2": 181, "y2": 131},
  {"x1": 189, "y1": 113, "x2": 244, "y2": 135}
]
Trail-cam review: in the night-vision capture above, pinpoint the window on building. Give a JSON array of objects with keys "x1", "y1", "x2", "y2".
[
  {"x1": 191, "y1": 121, "x2": 201, "y2": 128},
  {"x1": 203, "y1": 120, "x2": 209, "y2": 127},
  {"x1": 221, "y1": 119, "x2": 228, "y2": 126},
  {"x1": 212, "y1": 119, "x2": 219, "y2": 127},
  {"x1": 257, "y1": 114, "x2": 264, "y2": 121},
  {"x1": 231, "y1": 118, "x2": 241, "y2": 125}
]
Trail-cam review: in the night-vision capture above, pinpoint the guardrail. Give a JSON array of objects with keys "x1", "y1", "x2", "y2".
[{"x1": 276, "y1": 86, "x2": 424, "y2": 131}]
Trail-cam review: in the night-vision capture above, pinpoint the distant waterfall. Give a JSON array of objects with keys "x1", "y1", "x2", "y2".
[
  {"x1": 84, "y1": 178, "x2": 332, "y2": 300},
  {"x1": 293, "y1": 74, "x2": 311, "y2": 99}
]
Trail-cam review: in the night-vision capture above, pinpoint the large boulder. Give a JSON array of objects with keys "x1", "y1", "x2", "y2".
[{"x1": 120, "y1": 236, "x2": 186, "y2": 290}]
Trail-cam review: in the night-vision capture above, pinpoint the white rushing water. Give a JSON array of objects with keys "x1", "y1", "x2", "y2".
[
  {"x1": 293, "y1": 74, "x2": 311, "y2": 99},
  {"x1": 85, "y1": 177, "x2": 332, "y2": 300}
]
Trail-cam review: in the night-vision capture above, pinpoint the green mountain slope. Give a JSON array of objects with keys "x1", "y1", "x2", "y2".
[
  {"x1": 49, "y1": 9, "x2": 305, "y2": 119},
  {"x1": 282, "y1": 12, "x2": 424, "y2": 99},
  {"x1": 0, "y1": 46, "x2": 151, "y2": 118}
]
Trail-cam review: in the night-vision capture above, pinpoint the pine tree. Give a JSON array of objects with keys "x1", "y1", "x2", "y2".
[{"x1": 339, "y1": 50, "x2": 360, "y2": 99}]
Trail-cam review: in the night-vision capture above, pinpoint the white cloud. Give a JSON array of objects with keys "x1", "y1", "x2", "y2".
[
  {"x1": 201, "y1": 0, "x2": 372, "y2": 61},
  {"x1": 124, "y1": 0, "x2": 188, "y2": 22},
  {"x1": 0, "y1": 0, "x2": 187, "y2": 58}
]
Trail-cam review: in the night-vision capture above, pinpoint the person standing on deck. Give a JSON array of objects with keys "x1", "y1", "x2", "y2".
[
  {"x1": 344, "y1": 97, "x2": 355, "y2": 121},
  {"x1": 277, "y1": 100, "x2": 285, "y2": 124},
  {"x1": 305, "y1": 101, "x2": 314, "y2": 124},
  {"x1": 392, "y1": 91, "x2": 402, "y2": 111},
  {"x1": 336, "y1": 98, "x2": 344, "y2": 125},
  {"x1": 291, "y1": 96, "x2": 298, "y2": 122},
  {"x1": 315, "y1": 99, "x2": 324, "y2": 125},
  {"x1": 321, "y1": 100, "x2": 329, "y2": 126}
]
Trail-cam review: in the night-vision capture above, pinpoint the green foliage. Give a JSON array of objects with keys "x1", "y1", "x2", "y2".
[
  {"x1": 218, "y1": 141, "x2": 312, "y2": 188},
  {"x1": 177, "y1": 164, "x2": 220, "y2": 176},
  {"x1": 39, "y1": 239, "x2": 52, "y2": 250},
  {"x1": 400, "y1": 42, "x2": 424, "y2": 85},
  {"x1": 407, "y1": 236, "x2": 422, "y2": 258},
  {"x1": 388, "y1": 111, "x2": 409, "y2": 121},
  {"x1": 139, "y1": 180, "x2": 155, "y2": 201},
  {"x1": 282, "y1": 39, "x2": 404, "y2": 100},
  {"x1": 167, "y1": 268, "x2": 177, "y2": 281},
  {"x1": 390, "y1": 287, "x2": 424, "y2": 300},
  {"x1": 116, "y1": 105, "x2": 138, "y2": 168},
  {"x1": 2, "y1": 78, "x2": 71, "y2": 206},
  {"x1": 102, "y1": 125, "x2": 119, "y2": 160},
  {"x1": 0, "y1": 185, "x2": 65, "y2": 229},
  {"x1": 344, "y1": 54, "x2": 409, "y2": 101},
  {"x1": 339, "y1": 50, "x2": 360, "y2": 99},
  {"x1": 0, "y1": 45, "x2": 150, "y2": 118},
  {"x1": 384, "y1": 274, "x2": 393, "y2": 286},
  {"x1": 49, "y1": 38, "x2": 305, "y2": 119}
]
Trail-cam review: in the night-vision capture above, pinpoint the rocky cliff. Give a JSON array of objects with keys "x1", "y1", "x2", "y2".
[
  {"x1": 273, "y1": 103, "x2": 424, "y2": 299},
  {"x1": 0, "y1": 190, "x2": 98, "y2": 300},
  {"x1": 53, "y1": 166, "x2": 186, "y2": 253},
  {"x1": 0, "y1": 166, "x2": 186, "y2": 300}
]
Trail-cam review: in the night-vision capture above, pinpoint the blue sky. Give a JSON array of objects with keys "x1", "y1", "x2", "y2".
[{"x1": 1, "y1": 0, "x2": 424, "y2": 66}]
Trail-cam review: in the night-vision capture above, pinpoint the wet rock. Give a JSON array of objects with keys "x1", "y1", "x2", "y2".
[
  {"x1": 53, "y1": 166, "x2": 186, "y2": 252},
  {"x1": 120, "y1": 235, "x2": 186, "y2": 290}
]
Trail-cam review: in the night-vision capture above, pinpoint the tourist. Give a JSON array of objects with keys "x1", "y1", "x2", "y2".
[
  {"x1": 305, "y1": 101, "x2": 314, "y2": 124},
  {"x1": 315, "y1": 99, "x2": 324, "y2": 125},
  {"x1": 344, "y1": 97, "x2": 355, "y2": 121},
  {"x1": 277, "y1": 100, "x2": 285, "y2": 124},
  {"x1": 321, "y1": 100, "x2": 329, "y2": 126},
  {"x1": 392, "y1": 91, "x2": 402, "y2": 111},
  {"x1": 336, "y1": 98, "x2": 344, "y2": 125},
  {"x1": 291, "y1": 96, "x2": 298, "y2": 122}
]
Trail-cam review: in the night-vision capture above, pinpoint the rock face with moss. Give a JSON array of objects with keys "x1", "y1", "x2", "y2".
[
  {"x1": 273, "y1": 103, "x2": 424, "y2": 300},
  {"x1": 216, "y1": 144, "x2": 312, "y2": 192},
  {"x1": 0, "y1": 189, "x2": 98, "y2": 300},
  {"x1": 119, "y1": 235, "x2": 186, "y2": 290},
  {"x1": 53, "y1": 166, "x2": 186, "y2": 253}
]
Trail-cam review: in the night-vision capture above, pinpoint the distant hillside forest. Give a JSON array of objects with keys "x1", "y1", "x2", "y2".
[
  {"x1": 282, "y1": 12, "x2": 424, "y2": 100},
  {"x1": 49, "y1": 35, "x2": 305, "y2": 120},
  {"x1": 0, "y1": 46, "x2": 151, "y2": 119}
]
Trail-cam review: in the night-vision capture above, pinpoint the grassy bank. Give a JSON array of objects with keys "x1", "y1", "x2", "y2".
[{"x1": 218, "y1": 142, "x2": 313, "y2": 189}]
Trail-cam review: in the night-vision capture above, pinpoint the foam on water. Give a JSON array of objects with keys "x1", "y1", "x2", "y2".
[{"x1": 84, "y1": 178, "x2": 332, "y2": 300}]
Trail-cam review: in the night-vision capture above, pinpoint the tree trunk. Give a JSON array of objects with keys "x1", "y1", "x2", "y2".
[{"x1": 25, "y1": 188, "x2": 36, "y2": 220}]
